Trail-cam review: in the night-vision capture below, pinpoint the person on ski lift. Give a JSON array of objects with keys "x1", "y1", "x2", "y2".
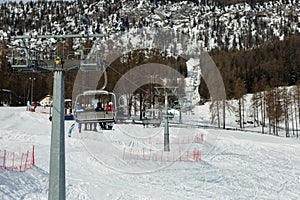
[
  {"x1": 95, "y1": 101, "x2": 105, "y2": 130},
  {"x1": 95, "y1": 101, "x2": 103, "y2": 111},
  {"x1": 105, "y1": 102, "x2": 114, "y2": 111},
  {"x1": 103, "y1": 102, "x2": 115, "y2": 130}
]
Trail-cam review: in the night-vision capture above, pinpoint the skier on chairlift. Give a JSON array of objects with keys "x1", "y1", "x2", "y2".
[{"x1": 105, "y1": 102, "x2": 114, "y2": 111}]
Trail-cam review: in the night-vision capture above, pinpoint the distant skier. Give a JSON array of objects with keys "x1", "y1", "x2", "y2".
[
  {"x1": 30, "y1": 103, "x2": 37, "y2": 112},
  {"x1": 95, "y1": 101, "x2": 103, "y2": 111},
  {"x1": 26, "y1": 101, "x2": 30, "y2": 111}
]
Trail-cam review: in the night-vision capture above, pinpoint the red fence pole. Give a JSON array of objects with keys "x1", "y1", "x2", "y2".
[
  {"x1": 12, "y1": 152, "x2": 15, "y2": 170},
  {"x1": 24, "y1": 150, "x2": 29, "y2": 170},
  {"x1": 3, "y1": 150, "x2": 6, "y2": 169},
  {"x1": 179, "y1": 149, "x2": 182, "y2": 161},
  {"x1": 20, "y1": 153, "x2": 24, "y2": 172},
  {"x1": 31, "y1": 145, "x2": 35, "y2": 167},
  {"x1": 193, "y1": 149, "x2": 201, "y2": 161},
  {"x1": 199, "y1": 150, "x2": 201, "y2": 161}
]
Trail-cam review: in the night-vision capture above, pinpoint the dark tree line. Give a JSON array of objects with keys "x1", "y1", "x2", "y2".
[
  {"x1": 200, "y1": 35, "x2": 300, "y2": 101},
  {"x1": 0, "y1": 0, "x2": 299, "y2": 108},
  {"x1": 199, "y1": 35, "x2": 300, "y2": 136}
]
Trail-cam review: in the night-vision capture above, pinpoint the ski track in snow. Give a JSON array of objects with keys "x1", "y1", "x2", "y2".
[{"x1": 0, "y1": 107, "x2": 300, "y2": 199}]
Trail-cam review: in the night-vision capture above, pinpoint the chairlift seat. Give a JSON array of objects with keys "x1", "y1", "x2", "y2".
[
  {"x1": 75, "y1": 110, "x2": 115, "y2": 123},
  {"x1": 142, "y1": 118, "x2": 161, "y2": 124},
  {"x1": 11, "y1": 64, "x2": 28, "y2": 68},
  {"x1": 74, "y1": 89, "x2": 117, "y2": 124},
  {"x1": 142, "y1": 117, "x2": 162, "y2": 127},
  {"x1": 80, "y1": 63, "x2": 100, "y2": 71},
  {"x1": 161, "y1": 113, "x2": 174, "y2": 119}
]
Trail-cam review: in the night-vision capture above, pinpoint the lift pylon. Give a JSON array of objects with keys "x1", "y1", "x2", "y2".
[
  {"x1": 8, "y1": 33, "x2": 105, "y2": 200},
  {"x1": 155, "y1": 86, "x2": 178, "y2": 152}
]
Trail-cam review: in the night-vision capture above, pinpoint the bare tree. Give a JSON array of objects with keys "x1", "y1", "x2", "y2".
[
  {"x1": 210, "y1": 100, "x2": 220, "y2": 128},
  {"x1": 251, "y1": 92, "x2": 259, "y2": 128},
  {"x1": 222, "y1": 99, "x2": 226, "y2": 129},
  {"x1": 234, "y1": 78, "x2": 247, "y2": 129},
  {"x1": 294, "y1": 82, "x2": 300, "y2": 138},
  {"x1": 290, "y1": 88, "x2": 295, "y2": 137},
  {"x1": 293, "y1": 87, "x2": 299, "y2": 138},
  {"x1": 275, "y1": 88, "x2": 283, "y2": 136},
  {"x1": 265, "y1": 87, "x2": 280, "y2": 135},
  {"x1": 281, "y1": 87, "x2": 291, "y2": 137},
  {"x1": 260, "y1": 90, "x2": 267, "y2": 134},
  {"x1": 210, "y1": 100, "x2": 230, "y2": 128}
]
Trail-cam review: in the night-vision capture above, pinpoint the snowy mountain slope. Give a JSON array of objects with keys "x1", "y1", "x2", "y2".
[
  {"x1": 0, "y1": 106, "x2": 300, "y2": 199},
  {"x1": 0, "y1": 0, "x2": 299, "y2": 52}
]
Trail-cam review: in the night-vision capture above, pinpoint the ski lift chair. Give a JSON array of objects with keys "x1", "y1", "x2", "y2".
[{"x1": 74, "y1": 90, "x2": 117, "y2": 130}]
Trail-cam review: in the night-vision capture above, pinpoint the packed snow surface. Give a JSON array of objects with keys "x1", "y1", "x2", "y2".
[{"x1": 0, "y1": 106, "x2": 300, "y2": 199}]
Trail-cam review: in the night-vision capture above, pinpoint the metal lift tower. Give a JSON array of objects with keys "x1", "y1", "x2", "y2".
[
  {"x1": 155, "y1": 86, "x2": 177, "y2": 152},
  {"x1": 9, "y1": 33, "x2": 104, "y2": 200}
]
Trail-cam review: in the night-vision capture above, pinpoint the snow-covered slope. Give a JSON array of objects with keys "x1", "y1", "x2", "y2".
[
  {"x1": 1, "y1": 1, "x2": 299, "y2": 51},
  {"x1": 0, "y1": 106, "x2": 300, "y2": 199}
]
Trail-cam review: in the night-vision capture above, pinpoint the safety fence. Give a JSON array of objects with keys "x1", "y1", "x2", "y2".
[
  {"x1": 149, "y1": 134, "x2": 204, "y2": 145},
  {"x1": 123, "y1": 147, "x2": 201, "y2": 162},
  {"x1": 0, "y1": 145, "x2": 35, "y2": 172}
]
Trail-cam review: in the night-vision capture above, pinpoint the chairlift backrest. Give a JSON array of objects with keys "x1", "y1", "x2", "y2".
[
  {"x1": 80, "y1": 48, "x2": 103, "y2": 71},
  {"x1": 80, "y1": 63, "x2": 101, "y2": 71}
]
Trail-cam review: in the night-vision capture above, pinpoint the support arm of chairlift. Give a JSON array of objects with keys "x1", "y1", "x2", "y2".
[{"x1": 80, "y1": 49, "x2": 107, "y2": 90}]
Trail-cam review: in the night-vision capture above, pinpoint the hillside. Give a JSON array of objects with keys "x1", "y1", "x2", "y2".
[
  {"x1": 1, "y1": 0, "x2": 299, "y2": 50},
  {"x1": 0, "y1": 0, "x2": 299, "y2": 103}
]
